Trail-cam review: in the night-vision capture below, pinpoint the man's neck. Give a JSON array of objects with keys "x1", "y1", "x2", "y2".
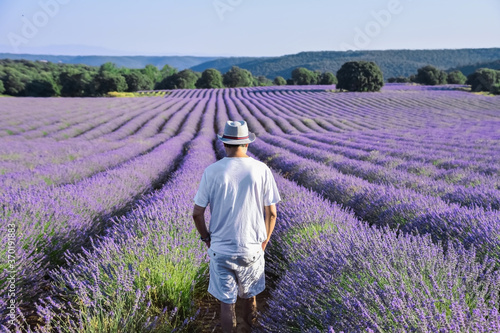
[{"x1": 226, "y1": 148, "x2": 249, "y2": 158}]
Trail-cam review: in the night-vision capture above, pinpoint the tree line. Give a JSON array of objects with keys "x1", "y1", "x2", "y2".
[
  {"x1": 387, "y1": 65, "x2": 500, "y2": 95},
  {"x1": 0, "y1": 59, "x2": 336, "y2": 97},
  {"x1": 0, "y1": 59, "x2": 498, "y2": 96}
]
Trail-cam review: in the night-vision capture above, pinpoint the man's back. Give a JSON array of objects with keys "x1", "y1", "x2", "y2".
[{"x1": 194, "y1": 156, "x2": 279, "y2": 255}]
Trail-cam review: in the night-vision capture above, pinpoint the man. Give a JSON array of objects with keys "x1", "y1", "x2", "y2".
[{"x1": 192, "y1": 120, "x2": 280, "y2": 332}]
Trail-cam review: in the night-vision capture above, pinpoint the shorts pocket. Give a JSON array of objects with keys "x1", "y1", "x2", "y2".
[{"x1": 237, "y1": 251, "x2": 262, "y2": 266}]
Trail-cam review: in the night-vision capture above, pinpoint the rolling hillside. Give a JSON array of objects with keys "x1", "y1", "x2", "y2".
[
  {"x1": 0, "y1": 53, "x2": 218, "y2": 70},
  {"x1": 2, "y1": 48, "x2": 500, "y2": 79},
  {"x1": 191, "y1": 48, "x2": 500, "y2": 79}
]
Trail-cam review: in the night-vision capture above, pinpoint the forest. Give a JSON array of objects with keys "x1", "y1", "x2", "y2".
[{"x1": 1, "y1": 58, "x2": 500, "y2": 97}]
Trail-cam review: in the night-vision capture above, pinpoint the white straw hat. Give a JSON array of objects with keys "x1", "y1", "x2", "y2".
[{"x1": 217, "y1": 120, "x2": 256, "y2": 145}]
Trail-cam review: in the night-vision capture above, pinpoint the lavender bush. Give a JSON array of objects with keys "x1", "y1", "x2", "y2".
[{"x1": 0, "y1": 84, "x2": 498, "y2": 332}]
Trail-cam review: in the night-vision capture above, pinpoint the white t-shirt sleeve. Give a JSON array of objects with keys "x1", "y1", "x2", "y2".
[
  {"x1": 194, "y1": 170, "x2": 210, "y2": 207},
  {"x1": 264, "y1": 167, "x2": 281, "y2": 206}
]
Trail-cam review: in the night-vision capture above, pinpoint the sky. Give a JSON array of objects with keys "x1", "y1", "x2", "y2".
[{"x1": 0, "y1": 0, "x2": 499, "y2": 57}]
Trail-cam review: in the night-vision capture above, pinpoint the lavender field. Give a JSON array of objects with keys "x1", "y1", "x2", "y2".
[{"x1": 1, "y1": 84, "x2": 500, "y2": 332}]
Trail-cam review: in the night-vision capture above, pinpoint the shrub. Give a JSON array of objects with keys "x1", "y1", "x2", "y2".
[
  {"x1": 273, "y1": 76, "x2": 287, "y2": 86},
  {"x1": 336, "y1": 61, "x2": 384, "y2": 92},
  {"x1": 319, "y1": 72, "x2": 337, "y2": 85},
  {"x1": 222, "y1": 66, "x2": 253, "y2": 87},
  {"x1": 253, "y1": 75, "x2": 272, "y2": 86},
  {"x1": 490, "y1": 83, "x2": 500, "y2": 95},
  {"x1": 467, "y1": 68, "x2": 500, "y2": 92},
  {"x1": 388, "y1": 76, "x2": 411, "y2": 83},
  {"x1": 291, "y1": 67, "x2": 317, "y2": 85},
  {"x1": 196, "y1": 68, "x2": 224, "y2": 89},
  {"x1": 415, "y1": 65, "x2": 447, "y2": 85},
  {"x1": 447, "y1": 70, "x2": 467, "y2": 85}
]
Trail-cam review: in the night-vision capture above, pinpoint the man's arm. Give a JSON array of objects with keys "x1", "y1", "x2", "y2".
[
  {"x1": 192, "y1": 204, "x2": 210, "y2": 248},
  {"x1": 262, "y1": 204, "x2": 277, "y2": 251}
]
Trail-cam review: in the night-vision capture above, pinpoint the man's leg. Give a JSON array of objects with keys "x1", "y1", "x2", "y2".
[
  {"x1": 221, "y1": 302, "x2": 236, "y2": 333},
  {"x1": 242, "y1": 296, "x2": 257, "y2": 327}
]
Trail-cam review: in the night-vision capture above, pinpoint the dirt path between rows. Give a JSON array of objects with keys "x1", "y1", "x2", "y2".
[{"x1": 196, "y1": 289, "x2": 271, "y2": 332}]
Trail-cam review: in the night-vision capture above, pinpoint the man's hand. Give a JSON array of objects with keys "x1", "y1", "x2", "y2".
[
  {"x1": 193, "y1": 204, "x2": 210, "y2": 248},
  {"x1": 263, "y1": 204, "x2": 277, "y2": 252}
]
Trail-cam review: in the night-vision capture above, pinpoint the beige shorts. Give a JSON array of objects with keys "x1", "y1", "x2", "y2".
[{"x1": 207, "y1": 248, "x2": 265, "y2": 304}]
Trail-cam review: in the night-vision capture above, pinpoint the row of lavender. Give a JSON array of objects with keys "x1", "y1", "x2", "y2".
[
  {"x1": 1, "y1": 84, "x2": 499, "y2": 331},
  {"x1": 302, "y1": 127, "x2": 500, "y2": 186},
  {"x1": 233, "y1": 87, "x2": 500, "y2": 166},
  {"x1": 232, "y1": 86, "x2": 499, "y2": 133},
  {"x1": 0, "y1": 96, "x2": 210, "y2": 324},
  {"x1": 239, "y1": 87, "x2": 500, "y2": 172},
  {"x1": 226, "y1": 88, "x2": 500, "y2": 210},
  {"x1": 260, "y1": 133, "x2": 500, "y2": 210},
  {"x1": 0, "y1": 98, "x2": 199, "y2": 190},
  {"x1": 3, "y1": 87, "x2": 497, "y2": 181},
  {"x1": 208, "y1": 87, "x2": 500, "y2": 264},
  {"x1": 5, "y1": 92, "x2": 229, "y2": 331},
  {"x1": 258, "y1": 165, "x2": 500, "y2": 332},
  {"x1": 25, "y1": 154, "x2": 500, "y2": 332},
  {"x1": 248, "y1": 138, "x2": 500, "y2": 261},
  {"x1": 227, "y1": 89, "x2": 500, "y2": 212},
  {"x1": 0, "y1": 97, "x2": 190, "y2": 178},
  {"x1": 228, "y1": 109, "x2": 500, "y2": 265},
  {"x1": 213, "y1": 89, "x2": 500, "y2": 331},
  {"x1": 10, "y1": 98, "x2": 219, "y2": 332},
  {"x1": 11, "y1": 89, "x2": 496, "y2": 332}
]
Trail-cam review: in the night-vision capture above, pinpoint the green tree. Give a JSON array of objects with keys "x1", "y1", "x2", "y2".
[
  {"x1": 388, "y1": 76, "x2": 410, "y2": 83},
  {"x1": 291, "y1": 67, "x2": 316, "y2": 85},
  {"x1": 336, "y1": 61, "x2": 384, "y2": 92},
  {"x1": 223, "y1": 66, "x2": 254, "y2": 88},
  {"x1": 253, "y1": 75, "x2": 272, "y2": 87},
  {"x1": 99, "y1": 62, "x2": 120, "y2": 74},
  {"x1": 466, "y1": 68, "x2": 500, "y2": 92},
  {"x1": 319, "y1": 72, "x2": 337, "y2": 85},
  {"x1": 24, "y1": 74, "x2": 59, "y2": 97},
  {"x1": 93, "y1": 71, "x2": 128, "y2": 95},
  {"x1": 196, "y1": 68, "x2": 224, "y2": 89},
  {"x1": 142, "y1": 64, "x2": 161, "y2": 83},
  {"x1": 158, "y1": 65, "x2": 177, "y2": 82},
  {"x1": 0, "y1": 80, "x2": 5, "y2": 95},
  {"x1": 490, "y1": 83, "x2": 500, "y2": 95},
  {"x1": 157, "y1": 69, "x2": 200, "y2": 89},
  {"x1": 273, "y1": 76, "x2": 287, "y2": 86},
  {"x1": 59, "y1": 69, "x2": 94, "y2": 97},
  {"x1": 2, "y1": 68, "x2": 29, "y2": 96},
  {"x1": 415, "y1": 65, "x2": 447, "y2": 85},
  {"x1": 124, "y1": 71, "x2": 154, "y2": 92},
  {"x1": 447, "y1": 71, "x2": 467, "y2": 85}
]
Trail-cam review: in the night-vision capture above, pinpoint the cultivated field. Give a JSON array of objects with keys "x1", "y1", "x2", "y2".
[{"x1": 1, "y1": 84, "x2": 500, "y2": 332}]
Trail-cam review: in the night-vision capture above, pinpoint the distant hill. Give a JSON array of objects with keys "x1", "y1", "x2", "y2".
[
  {"x1": 190, "y1": 57, "x2": 266, "y2": 73},
  {"x1": 2, "y1": 48, "x2": 500, "y2": 79},
  {"x1": 0, "y1": 53, "x2": 218, "y2": 70},
  {"x1": 190, "y1": 48, "x2": 500, "y2": 79},
  {"x1": 448, "y1": 59, "x2": 500, "y2": 76}
]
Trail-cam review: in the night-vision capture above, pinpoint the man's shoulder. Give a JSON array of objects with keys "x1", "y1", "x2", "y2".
[
  {"x1": 205, "y1": 157, "x2": 270, "y2": 172},
  {"x1": 248, "y1": 158, "x2": 270, "y2": 170},
  {"x1": 204, "y1": 158, "x2": 228, "y2": 172}
]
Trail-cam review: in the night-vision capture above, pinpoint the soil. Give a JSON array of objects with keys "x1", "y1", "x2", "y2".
[{"x1": 195, "y1": 289, "x2": 270, "y2": 332}]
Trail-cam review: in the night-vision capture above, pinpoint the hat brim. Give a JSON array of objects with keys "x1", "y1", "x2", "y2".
[{"x1": 217, "y1": 132, "x2": 256, "y2": 145}]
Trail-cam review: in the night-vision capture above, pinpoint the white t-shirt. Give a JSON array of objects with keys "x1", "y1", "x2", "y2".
[{"x1": 194, "y1": 156, "x2": 281, "y2": 255}]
